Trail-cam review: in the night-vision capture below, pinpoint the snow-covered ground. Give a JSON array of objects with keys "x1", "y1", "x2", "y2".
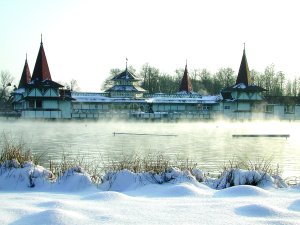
[{"x1": 1, "y1": 162, "x2": 300, "y2": 225}]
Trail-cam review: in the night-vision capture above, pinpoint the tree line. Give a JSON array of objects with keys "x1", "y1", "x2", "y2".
[{"x1": 105, "y1": 63, "x2": 300, "y2": 96}]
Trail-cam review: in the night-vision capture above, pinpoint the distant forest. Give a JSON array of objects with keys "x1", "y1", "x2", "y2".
[{"x1": 103, "y1": 63, "x2": 300, "y2": 96}]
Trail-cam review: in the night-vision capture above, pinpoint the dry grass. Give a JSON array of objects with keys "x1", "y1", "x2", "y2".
[
  {"x1": 103, "y1": 152, "x2": 198, "y2": 174},
  {"x1": 0, "y1": 133, "x2": 43, "y2": 166},
  {"x1": 215, "y1": 156, "x2": 281, "y2": 188},
  {"x1": 220, "y1": 156, "x2": 280, "y2": 177},
  {"x1": 49, "y1": 154, "x2": 102, "y2": 183}
]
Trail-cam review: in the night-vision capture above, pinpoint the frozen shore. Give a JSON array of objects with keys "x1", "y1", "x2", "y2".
[{"x1": 0, "y1": 161, "x2": 300, "y2": 224}]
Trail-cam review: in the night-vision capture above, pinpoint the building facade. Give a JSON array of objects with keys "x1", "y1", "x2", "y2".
[
  {"x1": 12, "y1": 41, "x2": 300, "y2": 120},
  {"x1": 13, "y1": 40, "x2": 72, "y2": 119}
]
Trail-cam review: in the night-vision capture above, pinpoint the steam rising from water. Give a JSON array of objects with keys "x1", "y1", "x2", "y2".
[{"x1": 1, "y1": 119, "x2": 300, "y2": 177}]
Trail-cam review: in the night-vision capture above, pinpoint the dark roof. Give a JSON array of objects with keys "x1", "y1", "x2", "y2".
[
  {"x1": 179, "y1": 64, "x2": 193, "y2": 93},
  {"x1": 27, "y1": 79, "x2": 63, "y2": 88},
  {"x1": 112, "y1": 68, "x2": 139, "y2": 81},
  {"x1": 23, "y1": 96, "x2": 62, "y2": 100},
  {"x1": 18, "y1": 58, "x2": 31, "y2": 88},
  {"x1": 222, "y1": 84, "x2": 267, "y2": 92},
  {"x1": 221, "y1": 47, "x2": 266, "y2": 96},
  {"x1": 236, "y1": 48, "x2": 251, "y2": 85},
  {"x1": 265, "y1": 96, "x2": 300, "y2": 104},
  {"x1": 32, "y1": 41, "x2": 52, "y2": 81}
]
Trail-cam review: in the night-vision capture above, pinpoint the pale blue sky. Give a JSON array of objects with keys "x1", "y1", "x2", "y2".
[{"x1": 1, "y1": 0, "x2": 300, "y2": 91}]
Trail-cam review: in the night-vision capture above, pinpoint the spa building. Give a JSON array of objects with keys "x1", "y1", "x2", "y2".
[{"x1": 12, "y1": 41, "x2": 300, "y2": 120}]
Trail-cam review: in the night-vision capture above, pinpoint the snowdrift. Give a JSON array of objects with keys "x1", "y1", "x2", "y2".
[
  {"x1": 0, "y1": 160, "x2": 291, "y2": 193},
  {"x1": 0, "y1": 160, "x2": 92, "y2": 191}
]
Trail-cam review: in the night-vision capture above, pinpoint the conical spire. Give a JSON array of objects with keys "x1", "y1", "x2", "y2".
[
  {"x1": 179, "y1": 61, "x2": 193, "y2": 93},
  {"x1": 236, "y1": 45, "x2": 251, "y2": 85},
  {"x1": 32, "y1": 39, "x2": 52, "y2": 81},
  {"x1": 18, "y1": 56, "x2": 31, "y2": 88}
]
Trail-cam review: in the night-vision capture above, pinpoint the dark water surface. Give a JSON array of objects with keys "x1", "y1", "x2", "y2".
[{"x1": 1, "y1": 119, "x2": 299, "y2": 177}]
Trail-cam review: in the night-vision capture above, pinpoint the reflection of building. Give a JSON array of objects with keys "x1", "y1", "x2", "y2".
[{"x1": 12, "y1": 40, "x2": 300, "y2": 120}]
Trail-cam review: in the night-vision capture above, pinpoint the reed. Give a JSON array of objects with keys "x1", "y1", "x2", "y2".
[
  {"x1": 102, "y1": 152, "x2": 198, "y2": 174},
  {"x1": 0, "y1": 133, "x2": 42, "y2": 166}
]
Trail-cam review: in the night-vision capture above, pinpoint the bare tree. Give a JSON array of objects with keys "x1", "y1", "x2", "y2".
[
  {"x1": 69, "y1": 79, "x2": 80, "y2": 91},
  {"x1": 63, "y1": 79, "x2": 80, "y2": 91},
  {"x1": 0, "y1": 70, "x2": 14, "y2": 110}
]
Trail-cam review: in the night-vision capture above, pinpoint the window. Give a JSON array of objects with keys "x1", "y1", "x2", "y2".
[
  {"x1": 251, "y1": 104, "x2": 262, "y2": 112},
  {"x1": 29, "y1": 100, "x2": 35, "y2": 108},
  {"x1": 224, "y1": 105, "x2": 230, "y2": 110},
  {"x1": 36, "y1": 100, "x2": 42, "y2": 108},
  {"x1": 284, "y1": 105, "x2": 295, "y2": 114},
  {"x1": 265, "y1": 105, "x2": 274, "y2": 113},
  {"x1": 203, "y1": 105, "x2": 211, "y2": 111},
  {"x1": 198, "y1": 104, "x2": 211, "y2": 111}
]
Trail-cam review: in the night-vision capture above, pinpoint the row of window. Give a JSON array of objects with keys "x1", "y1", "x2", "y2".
[
  {"x1": 265, "y1": 105, "x2": 295, "y2": 114},
  {"x1": 115, "y1": 81, "x2": 139, "y2": 86},
  {"x1": 28, "y1": 100, "x2": 42, "y2": 109},
  {"x1": 111, "y1": 92, "x2": 135, "y2": 97},
  {"x1": 224, "y1": 105, "x2": 296, "y2": 114}
]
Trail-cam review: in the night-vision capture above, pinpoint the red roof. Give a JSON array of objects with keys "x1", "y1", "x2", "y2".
[
  {"x1": 179, "y1": 64, "x2": 193, "y2": 93},
  {"x1": 32, "y1": 42, "x2": 52, "y2": 81},
  {"x1": 18, "y1": 58, "x2": 31, "y2": 88}
]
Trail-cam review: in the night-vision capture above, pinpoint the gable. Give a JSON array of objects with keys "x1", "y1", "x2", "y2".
[
  {"x1": 44, "y1": 88, "x2": 58, "y2": 97},
  {"x1": 28, "y1": 88, "x2": 43, "y2": 97}
]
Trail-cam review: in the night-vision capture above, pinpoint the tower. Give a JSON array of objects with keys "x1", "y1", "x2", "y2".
[
  {"x1": 179, "y1": 62, "x2": 193, "y2": 93},
  {"x1": 236, "y1": 44, "x2": 251, "y2": 85},
  {"x1": 18, "y1": 56, "x2": 31, "y2": 88},
  {"x1": 31, "y1": 37, "x2": 52, "y2": 81}
]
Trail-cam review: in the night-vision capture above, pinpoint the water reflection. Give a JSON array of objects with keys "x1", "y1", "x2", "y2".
[{"x1": 1, "y1": 119, "x2": 299, "y2": 177}]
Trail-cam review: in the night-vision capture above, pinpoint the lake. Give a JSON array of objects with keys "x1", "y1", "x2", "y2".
[{"x1": 1, "y1": 119, "x2": 299, "y2": 177}]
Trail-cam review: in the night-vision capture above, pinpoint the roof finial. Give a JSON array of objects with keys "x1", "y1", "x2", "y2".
[
  {"x1": 186, "y1": 59, "x2": 187, "y2": 67},
  {"x1": 41, "y1": 34, "x2": 43, "y2": 45},
  {"x1": 26, "y1": 53, "x2": 27, "y2": 61},
  {"x1": 243, "y1": 42, "x2": 245, "y2": 52},
  {"x1": 126, "y1": 58, "x2": 128, "y2": 70}
]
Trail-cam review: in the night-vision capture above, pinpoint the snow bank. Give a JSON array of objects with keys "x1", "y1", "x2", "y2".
[
  {"x1": 288, "y1": 199, "x2": 300, "y2": 211},
  {"x1": 209, "y1": 169, "x2": 287, "y2": 189},
  {"x1": 1, "y1": 161, "x2": 300, "y2": 225},
  {"x1": 213, "y1": 185, "x2": 270, "y2": 198},
  {"x1": 0, "y1": 160, "x2": 53, "y2": 190},
  {"x1": 0, "y1": 160, "x2": 289, "y2": 194},
  {"x1": 99, "y1": 168, "x2": 198, "y2": 192},
  {"x1": 235, "y1": 204, "x2": 285, "y2": 217},
  {"x1": 54, "y1": 166, "x2": 93, "y2": 191},
  {"x1": 11, "y1": 208, "x2": 91, "y2": 225},
  {"x1": 0, "y1": 161, "x2": 93, "y2": 191}
]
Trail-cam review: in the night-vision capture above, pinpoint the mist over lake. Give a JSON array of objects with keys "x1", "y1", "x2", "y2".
[{"x1": 1, "y1": 119, "x2": 299, "y2": 177}]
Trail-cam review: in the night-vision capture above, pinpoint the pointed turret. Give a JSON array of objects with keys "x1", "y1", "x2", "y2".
[
  {"x1": 18, "y1": 56, "x2": 31, "y2": 88},
  {"x1": 32, "y1": 38, "x2": 52, "y2": 81},
  {"x1": 236, "y1": 45, "x2": 251, "y2": 85},
  {"x1": 179, "y1": 62, "x2": 193, "y2": 93}
]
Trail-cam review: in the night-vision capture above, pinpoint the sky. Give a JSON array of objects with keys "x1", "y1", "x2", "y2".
[{"x1": 1, "y1": 0, "x2": 300, "y2": 91}]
